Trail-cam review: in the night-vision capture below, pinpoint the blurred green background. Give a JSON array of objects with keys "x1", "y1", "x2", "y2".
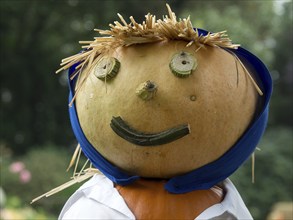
[{"x1": 0, "y1": 0, "x2": 292, "y2": 219}]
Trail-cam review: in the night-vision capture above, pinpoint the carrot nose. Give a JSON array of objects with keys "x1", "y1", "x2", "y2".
[{"x1": 136, "y1": 80, "x2": 158, "y2": 101}]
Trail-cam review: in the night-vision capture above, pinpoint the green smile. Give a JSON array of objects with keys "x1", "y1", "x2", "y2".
[{"x1": 110, "y1": 116, "x2": 190, "y2": 146}]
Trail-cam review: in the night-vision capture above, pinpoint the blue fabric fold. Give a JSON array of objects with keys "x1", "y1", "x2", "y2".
[{"x1": 67, "y1": 28, "x2": 272, "y2": 193}]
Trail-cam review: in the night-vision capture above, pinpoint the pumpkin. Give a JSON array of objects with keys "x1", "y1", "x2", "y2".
[{"x1": 74, "y1": 39, "x2": 257, "y2": 178}]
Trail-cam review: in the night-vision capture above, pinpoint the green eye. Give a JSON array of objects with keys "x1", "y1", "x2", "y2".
[
  {"x1": 169, "y1": 51, "x2": 197, "y2": 78},
  {"x1": 94, "y1": 57, "x2": 120, "y2": 80}
]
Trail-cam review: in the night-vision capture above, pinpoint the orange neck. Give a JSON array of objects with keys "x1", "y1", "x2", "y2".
[{"x1": 116, "y1": 179, "x2": 224, "y2": 220}]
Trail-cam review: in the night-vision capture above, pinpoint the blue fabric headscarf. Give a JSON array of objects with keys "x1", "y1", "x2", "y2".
[{"x1": 67, "y1": 28, "x2": 272, "y2": 193}]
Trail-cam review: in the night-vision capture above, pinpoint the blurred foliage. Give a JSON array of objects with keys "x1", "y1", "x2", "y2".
[
  {"x1": 1, "y1": 146, "x2": 83, "y2": 217},
  {"x1": 1, "y1": 195, "x2": 55, "y2": 220},
  {"x1": 0, "y1": 0, "x2": 292, "y2": 219}
]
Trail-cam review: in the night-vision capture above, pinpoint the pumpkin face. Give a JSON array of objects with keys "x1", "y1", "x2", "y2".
[{"x1": 75, "y1": 40, "x2": 257, "y2": 178}]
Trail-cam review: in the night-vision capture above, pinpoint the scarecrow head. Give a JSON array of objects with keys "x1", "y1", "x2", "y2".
[{"x1": 57, "y1": 4, "x2": 272, "y2": 193}]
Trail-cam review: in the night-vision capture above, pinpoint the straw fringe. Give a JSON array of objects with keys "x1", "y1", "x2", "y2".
[
  {"x1": 56, "y1": 4, "x2": 241, "y2": 104},
  {"x1": 225, "y1": 49, "x2": 263, "y2": 96},
  {"x1": 31, "y1": 168, "x2": 98, "y2": 204}
]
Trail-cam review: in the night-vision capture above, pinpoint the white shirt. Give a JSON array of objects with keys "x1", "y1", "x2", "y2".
[{"x1": 59, "y1": 174, "x2": 253, "y2": 220}]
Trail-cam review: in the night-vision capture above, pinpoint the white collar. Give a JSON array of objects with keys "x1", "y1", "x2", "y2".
[
  {"x1": 60, "y1": 175, "x2": 252, "y2": 220},
  {"x1": 196, "y1": 179, "x2": 253, "y2": 219}
]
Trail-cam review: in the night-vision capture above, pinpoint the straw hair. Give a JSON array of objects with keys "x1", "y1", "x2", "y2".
[{"x1": 56, "y1": 4, "x2": 241, "y2": 103}]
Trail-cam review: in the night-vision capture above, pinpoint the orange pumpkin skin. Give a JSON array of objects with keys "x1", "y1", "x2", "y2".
[
  {"x1": 76, "y1": 40, "x2": 257, "y2": 178},
  {"x1": 115, "y1": 179, "x2": 223, "y2": 219}
]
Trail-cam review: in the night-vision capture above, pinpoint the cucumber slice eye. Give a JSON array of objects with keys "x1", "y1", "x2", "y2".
[
  {"x1": 94, "y1": 57, "x2": 120, "y2": 80},
  {"x1": 169, "y1": 51, "x2": 197, "y2": 78}
]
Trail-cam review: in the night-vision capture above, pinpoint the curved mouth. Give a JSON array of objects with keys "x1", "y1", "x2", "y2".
[{"x1": 110, "y1": 116, "x2": 190, "y2": 146}]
